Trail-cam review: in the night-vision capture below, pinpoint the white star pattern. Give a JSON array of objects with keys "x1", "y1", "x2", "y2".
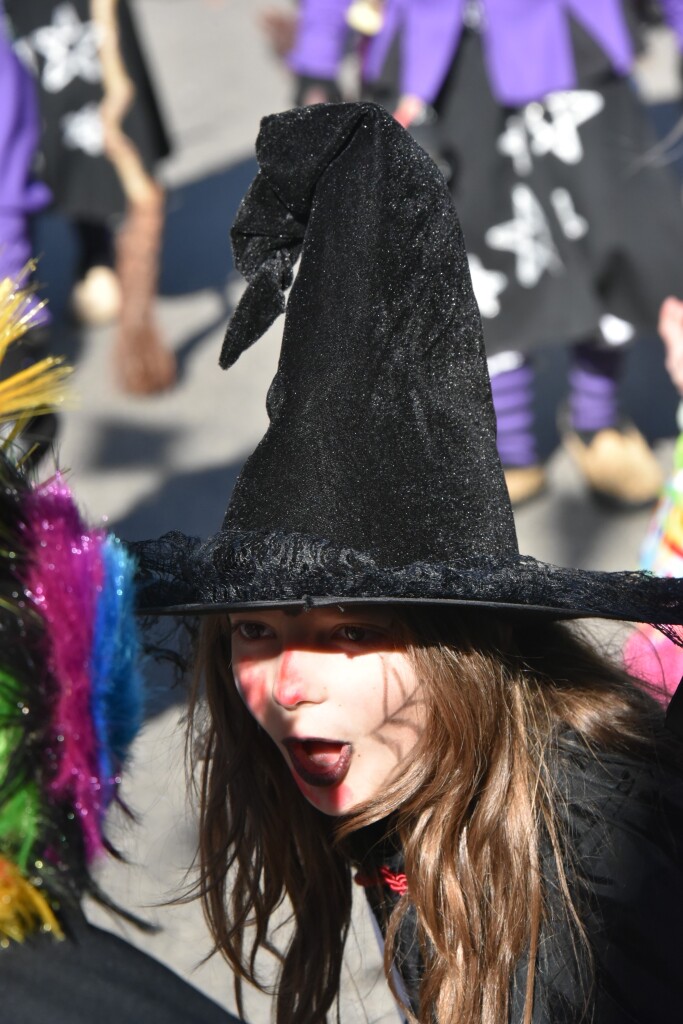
[
  {"x1": 525, "y1": 90, "x2": 604, "y2": 165},
  {"x1": 467, "y1": 254, "x2": 508, "y2": 318},
  {"x1": 497, "y1": 90, "x2": 604, "y2": 174},
  {"x1": 61, "y1": 102, "x2": 105, "y2": 156},
  {"x1": 550, "y1": 188, "x2": 588, "y2": 240},
  {"x1": 497, "y1": 114, "x2": 533, "y2": 176},
  {"x1": 485, "y1": 185, "x2": 563, "y2": 288},
  {"x1": 30, "y1": 3, "x2": 101, "y2": 94}
]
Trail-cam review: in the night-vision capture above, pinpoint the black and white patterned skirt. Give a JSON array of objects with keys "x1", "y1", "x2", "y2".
[
  {"x1": 426, "y1": 31, "x2": 683, "y2": 356},
  {"x1": 7, "y1": 0, "x2": 170, "y2": 224}
]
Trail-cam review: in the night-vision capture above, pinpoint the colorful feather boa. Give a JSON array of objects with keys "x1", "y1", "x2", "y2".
[
  {"x1": 0, "y1": 277, "x2": 143, "y2": 943},
  {"x1": 21, "y1": 478, "x2": 143, "y2": 863}
]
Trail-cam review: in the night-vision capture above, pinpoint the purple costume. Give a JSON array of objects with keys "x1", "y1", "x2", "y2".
[
  {"x1": 290, "y1": 0, "x2": 683, "y2": 105},
  {"x1": 0, "y1": 2, "x2": 51, "y2": 324}
]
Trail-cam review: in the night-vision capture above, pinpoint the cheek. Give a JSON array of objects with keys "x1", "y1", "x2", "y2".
[
  {"x1": 234, "y1": 662, "x2": 269, "y2": 720},
  {"x1": 351, "y1": 655, "x2": 424, "y2": 729},
  {"x1": 360, "y1": 657, "x2": 425, "y2": 758}
]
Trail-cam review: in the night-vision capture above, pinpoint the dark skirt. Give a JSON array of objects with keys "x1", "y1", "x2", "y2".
[
  {"x1": 372, "y1": 28, "x2": 683, "y2": 357},
  {"x1": 7, "y1": 0, "x2": 171, "y2": 224}
]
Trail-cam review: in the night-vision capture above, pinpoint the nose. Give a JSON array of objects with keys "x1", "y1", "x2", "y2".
[{"x1": 272, "y1": 649, "x2": 325, "y2": 709}]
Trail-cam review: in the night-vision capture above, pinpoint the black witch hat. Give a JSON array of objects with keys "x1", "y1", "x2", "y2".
[{"x1": 133, "y1": 102, "x2": 683, "y2": 629}]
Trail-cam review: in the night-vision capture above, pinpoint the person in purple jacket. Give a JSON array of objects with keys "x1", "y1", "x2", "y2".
[
  {"x1": 0, "y1": 3, "x2": 51, "y2": 321},
  {"x1": 0, "y1": 2, "x2": 58, "y2": 463},
  {"x1": 288, "y1": 0, "x2": 683, "y2": 507}
]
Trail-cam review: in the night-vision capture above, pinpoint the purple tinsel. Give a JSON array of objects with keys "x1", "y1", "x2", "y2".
[{"x1": 22, "y1": 476, "x2": 107, "y2": 861}]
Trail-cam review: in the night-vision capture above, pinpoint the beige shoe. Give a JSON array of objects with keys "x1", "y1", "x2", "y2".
[
  {"x1": 71, "y1": 265, "x2": 122, "y2": 327},
  {"x1": 562, "y1": 424, "x2": 663, "y2": 508},
  {"x1": 504, "y1": 465, "x2": 547, "y2": 507}
]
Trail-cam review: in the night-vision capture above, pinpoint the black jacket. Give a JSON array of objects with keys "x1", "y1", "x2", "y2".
[
  {"x1": 0, "y1": 906, "x2": 239, "y2": 1024},
  {"x1": 352, "y1": 734, "x2": 683, "y2": 1023}
]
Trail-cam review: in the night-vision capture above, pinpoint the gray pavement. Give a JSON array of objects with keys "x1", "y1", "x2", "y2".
[{"x1": 36, "y1": 5, "x2": 683, "y2": 1021}]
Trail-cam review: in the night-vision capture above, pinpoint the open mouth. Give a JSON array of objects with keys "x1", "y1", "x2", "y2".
[{"x1": 283, "y1": 738, "x2": 353, "y2": 787}]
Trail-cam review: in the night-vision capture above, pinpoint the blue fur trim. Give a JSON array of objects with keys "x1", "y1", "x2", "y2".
[{"x1": 90, "y1": 536, "x2": 143, "y2": 800}]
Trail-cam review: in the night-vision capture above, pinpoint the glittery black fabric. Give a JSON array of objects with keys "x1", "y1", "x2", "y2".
[
  {"x1": 221, "y1": 102, "x2": 513, "y2": 566},
  {"x1": 132, "y1": 102, "x2": 683, "y2": 626},
  {"x1": 132, "y1": 525, "x2": 683, "y2": 625}
]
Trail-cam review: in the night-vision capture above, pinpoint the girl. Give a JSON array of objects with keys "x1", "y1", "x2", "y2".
[
  {"x1": 192, "y1": 604, "x2": 682, "y2": 1024},
  {"x1": 133, "y1": 103, "x2": 683, "y2": 1023}
]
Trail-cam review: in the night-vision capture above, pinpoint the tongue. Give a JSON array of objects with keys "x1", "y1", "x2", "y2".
[{"x1": 302, "y1": 741, "x2": 344, "y2": 767}]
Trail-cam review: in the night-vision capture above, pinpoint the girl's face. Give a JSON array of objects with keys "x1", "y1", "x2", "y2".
[{"x1": 229, "y1": 606, "x2": 425, "y2": 815}]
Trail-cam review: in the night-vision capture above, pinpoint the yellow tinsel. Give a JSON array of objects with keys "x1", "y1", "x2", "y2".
[
  {"x1": 0, "y1": 271, "x2": 72, "y2": 432},
  {"x1": 0, "y1": 857, "x2": 63, "y2": 945}
]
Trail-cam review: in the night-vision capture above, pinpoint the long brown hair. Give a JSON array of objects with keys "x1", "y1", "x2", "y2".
[{"x1": 188, "y1": 607, "x2": 669, "y2": 1024}]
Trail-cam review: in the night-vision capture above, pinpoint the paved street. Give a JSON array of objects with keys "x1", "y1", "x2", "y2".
[{"x1": 31, "y1": 4, "x2": 682, "y2": 1021}]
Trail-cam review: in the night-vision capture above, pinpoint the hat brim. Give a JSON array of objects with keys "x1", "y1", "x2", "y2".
[
  {"x1": 136, "y1": 595, "x2": 585, "y2": 619},
  {"x1": 130, "y1": 530, "x2": 683, "y2": 627}
]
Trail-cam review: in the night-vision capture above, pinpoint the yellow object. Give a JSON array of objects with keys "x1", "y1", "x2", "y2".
[
  {"x1": 0, "y1": 270, "x2": 44, "y2": 354},
  {"x1": 0, "y1": 857, "x2": 63, "y2": 945},
  {"x1": 346, "y1": 0, "x2": 384, "y2": 35},
  {"x1": 0, "y1": 273, "x2": 72, "y2": 432}
]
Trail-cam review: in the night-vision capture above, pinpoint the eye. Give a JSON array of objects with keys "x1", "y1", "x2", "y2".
[
  {"x1": 333, "y1": 624, "x2": 383, "y2": 645},
  {"x1": 232, "y1": 621, "x2": 275, "y2": 641}
]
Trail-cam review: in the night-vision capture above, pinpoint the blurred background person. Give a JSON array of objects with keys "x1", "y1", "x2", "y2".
[
  {"x1": 0, "y1": 0, "x2": 57, "y2": 462},
  {"x1": 6, "y1": 0, "x2": 176, "y2": 394},
  {"x1": 260, "y1": 0, "x2": 299, "y2": 66},
  {"x1": 284, "y1": 0, "x2": 683, "y2": 510},
  {"x1": 624, "y1": 293, "x2": 683, "y2": 699}
]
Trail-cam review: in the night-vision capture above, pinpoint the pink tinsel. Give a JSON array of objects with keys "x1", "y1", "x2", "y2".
[
  {"x1": 21, "y1": 475, "x2": 106, "y2": 861},
  {"x1": 624, "y1": 623, "x2": 683, "y2": 703}
]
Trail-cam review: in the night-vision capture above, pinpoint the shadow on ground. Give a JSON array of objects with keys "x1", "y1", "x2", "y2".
[
  {"x1": 159, "y1": 158, "x2": 257, "y2": 296},
  {"x1": 113, "y1": 459, "x2": 241, "y2": 540}
]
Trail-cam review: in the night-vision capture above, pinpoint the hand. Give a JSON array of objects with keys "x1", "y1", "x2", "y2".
[
  {"x1": 393, "y1": 94, "x2": 428, "y2": 129},
  {"x1": 301, "y1": 84, "x2": 333, "y2": 106},
  {"x1": 258, "y1": 7, "x2": 298, "y2": 58},
  {"x1": 659, "y1": 296, "x2": 683, "y2": 394}
]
